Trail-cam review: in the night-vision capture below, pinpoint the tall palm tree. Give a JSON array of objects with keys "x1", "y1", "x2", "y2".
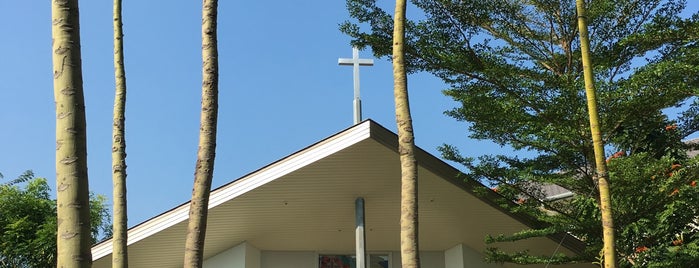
[
  {"x1": 51, "y1": 0, "x2": 92, "y2": 267},
  {"x1": 111, "y1": 0, "x2": 129, "y2": 266},
  {"x1": 392, "y1": 0, "x2": 420, "y2": 267},
  {"x1": 183, "y1": 0, "x2": 219, "y2": 267},
  {"x1": 576, "y1": 0, "x2": 617, "y2": 267}
]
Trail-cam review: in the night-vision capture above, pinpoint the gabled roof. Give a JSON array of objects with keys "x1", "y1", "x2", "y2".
[{"x1": 92, "y1": 120, "x2": 588, "y2": 267}]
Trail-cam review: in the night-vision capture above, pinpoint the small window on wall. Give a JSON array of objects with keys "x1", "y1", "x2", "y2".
[{"x1": 318, "y1": 254, "x2": 389, "y2": 268}]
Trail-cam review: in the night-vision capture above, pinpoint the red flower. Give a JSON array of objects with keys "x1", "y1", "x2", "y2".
[
  {"x1": 606, "y1": 151, "x2": 626, "y2": 162},
  {"x1": 670, "y1": 188, "x2": 680, "y2": 196},
  {"x1": 635, "y1": 246, "x2": 649, "y2": 253},
  {"x1": 691, "y1": 181, "x2": 697, "y2": 187}
]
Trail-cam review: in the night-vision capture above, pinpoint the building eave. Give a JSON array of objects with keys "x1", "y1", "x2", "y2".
[
  {"x1": 92, "y1": 120, "x2": 589, "y2": 267},
  {"x1": 92, "y1": 121, "x2": 373, "y2": 260}
]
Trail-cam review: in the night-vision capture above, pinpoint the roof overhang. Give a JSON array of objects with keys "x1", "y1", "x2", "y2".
[{"x1": 92, "y1": 120, "x2": 588, "y2": 267}]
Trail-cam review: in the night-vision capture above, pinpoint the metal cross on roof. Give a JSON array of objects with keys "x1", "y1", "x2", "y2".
[{"x1": 338, "y1": 46, "x2": 374, "y2": 125}]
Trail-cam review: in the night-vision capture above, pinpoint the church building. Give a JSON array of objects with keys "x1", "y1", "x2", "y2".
[{"x1": 91, "y1": 120, "x2": 592, "y2": 268}]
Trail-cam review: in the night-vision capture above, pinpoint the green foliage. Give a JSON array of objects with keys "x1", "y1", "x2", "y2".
[
  {"x1": 584, "y1": 154, "x2": 698, "y2": 267},
  {"x1": 485, "y1": 248, "x2": 582, "y2": 265},
  {"x1": 343, "y1": 0, "x2": 699, "y2": 266},
  {"x1": 0, "y1": 171, "x2": 110, "y2": 268}
]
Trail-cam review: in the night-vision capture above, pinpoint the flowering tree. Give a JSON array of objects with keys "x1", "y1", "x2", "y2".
[{"x1": 342, "y1": 0, "x2": 699, "y2": 265}]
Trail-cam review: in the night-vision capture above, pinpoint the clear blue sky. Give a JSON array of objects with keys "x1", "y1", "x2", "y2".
[{"x1": 1, "y1": 1, "x2": 697, "y2": 226}]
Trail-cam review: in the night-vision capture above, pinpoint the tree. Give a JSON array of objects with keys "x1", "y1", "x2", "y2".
[
  {"x1": 51, "y1": 0, "x2": 93, "y2": 266},
  {"x1": 112, "y1": 0, "x2": 129, "y2": 266},
  {"x1": 0, "y1": 171, "x2": 111, "y2": 268},
  {"x1": 391, "y1": 0, "x2": 421, "y2": 268},
  {"x1": 183, "y1": 0, "x2": 219, "y2": 267},
  {"x1": 576, "y1": 0, "x2": 616, "y2": 266},
  {"x1": 342, "y1": 0, "x2": 699, "y2": 266}
]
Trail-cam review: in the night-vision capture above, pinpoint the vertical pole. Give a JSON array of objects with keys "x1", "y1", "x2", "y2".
[
  {"x1": 353, "y1": 47, "x2": 362, "y2": 124},
  {"x1": 353, "y1": 99, "x2": 362, "y2": 125},
  {"x1": 356, "y1": 197, "x2": 367, "y2": 268}
]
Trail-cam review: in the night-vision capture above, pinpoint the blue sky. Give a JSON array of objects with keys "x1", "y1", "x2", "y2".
[
  {"x1": 0, "y1": 1, "x2": 488, "y2": 226},
  {"x1": 1, "y1": 1, "x2": 697, "y2": 226}
]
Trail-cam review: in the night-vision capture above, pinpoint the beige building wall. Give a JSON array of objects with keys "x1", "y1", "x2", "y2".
[
  {"x1": 203, "y1": 242, "x2": 261, "y2": 268},
  {"x1": 204, "y1": 246, "x2": 497, "y2": 268},
  {"x1": 445, "y1": 244, "x2": 502, "y2": 268},
  {"x1": 390, "y1": 251, "x2": 445, "y2": 268},
  {"x1": 261, "y1": 251, "x2": 316, "y2": 268}
]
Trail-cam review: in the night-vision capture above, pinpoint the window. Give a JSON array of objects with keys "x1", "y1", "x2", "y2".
[{"x1": 318, "y1": 254, "x2": 389, "y2": 268}]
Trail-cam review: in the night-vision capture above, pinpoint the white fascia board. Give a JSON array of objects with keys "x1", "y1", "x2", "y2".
[
  {"x1": 544, "y1": 191, "x2": 574, "y2": 202},
  {"x1": 92, "y1": 121, "x2": 373, "y2": 260}
]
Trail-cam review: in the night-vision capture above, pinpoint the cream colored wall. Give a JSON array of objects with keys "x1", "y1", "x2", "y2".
[
  {"x1": 205, "y1": 246, "x2": 497, "y2": 268},
  {"x1": 246, "y1": 243, "x2": 261, "y2": 268},
  {"x1": 204, "y1": 243, "x2": 245, "y2": 268},
  {"x1": 260, "y1": 251, "x2": 316, "y2": 268},
  {"x1": 445, "y1": 244, "x2": 502, "y2": 268},
  {"x1": 390, "y1": 251, "x2": 445, "y2": 268},
  {"x1": 203, "y1": 242, "x2": 261, "y2": 268},
  {"x1": 421, "y1": 251, "x2": 446, "y2": 268}
]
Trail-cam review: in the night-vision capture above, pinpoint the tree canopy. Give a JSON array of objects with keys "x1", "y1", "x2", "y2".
[
  {"x1": 343, "y1": 0, "x2": 699, "y2": 266},
  {"x1": 0, "y1": 171, "x2": 110, "y2": 268}
]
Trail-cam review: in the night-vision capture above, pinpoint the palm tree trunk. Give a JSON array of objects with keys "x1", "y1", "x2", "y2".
[
  {"x1": 392, "y1": 0, "x2": 420, "y2": 267},
  {"x1": 112, "y1": 0, "x2": 129, "y2": 266},
  {"x1": 183, "y1": 0, "x2": 219, "y2": 267},
  {"x1": 576, "y1": 1, "x2": 617, "y2": 267},
  {"x1": 51, "y1": 0, "x2": 92, "y2": 267}
]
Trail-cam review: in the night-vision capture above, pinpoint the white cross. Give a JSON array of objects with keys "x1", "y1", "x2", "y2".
[{"x1": 339, "y1": 47, "x2": 374, "y2": 125}]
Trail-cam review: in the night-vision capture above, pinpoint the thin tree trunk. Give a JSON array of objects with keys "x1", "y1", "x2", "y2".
[
  {"x1": 51, "y1": 0, "x2": 92, "y2": 267},
  {"x1": 576, "y1": 1, "x2": 617, "y2": 267},
  {"x1": 183, "y1": 0, "x2": 219, "y2": 267},
  {"x1": 392, "y1": 0, "x2": 420, "y2": 267},
  {"x1": 111, "y1": 0, "x2": 129, "y2": 266}
]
